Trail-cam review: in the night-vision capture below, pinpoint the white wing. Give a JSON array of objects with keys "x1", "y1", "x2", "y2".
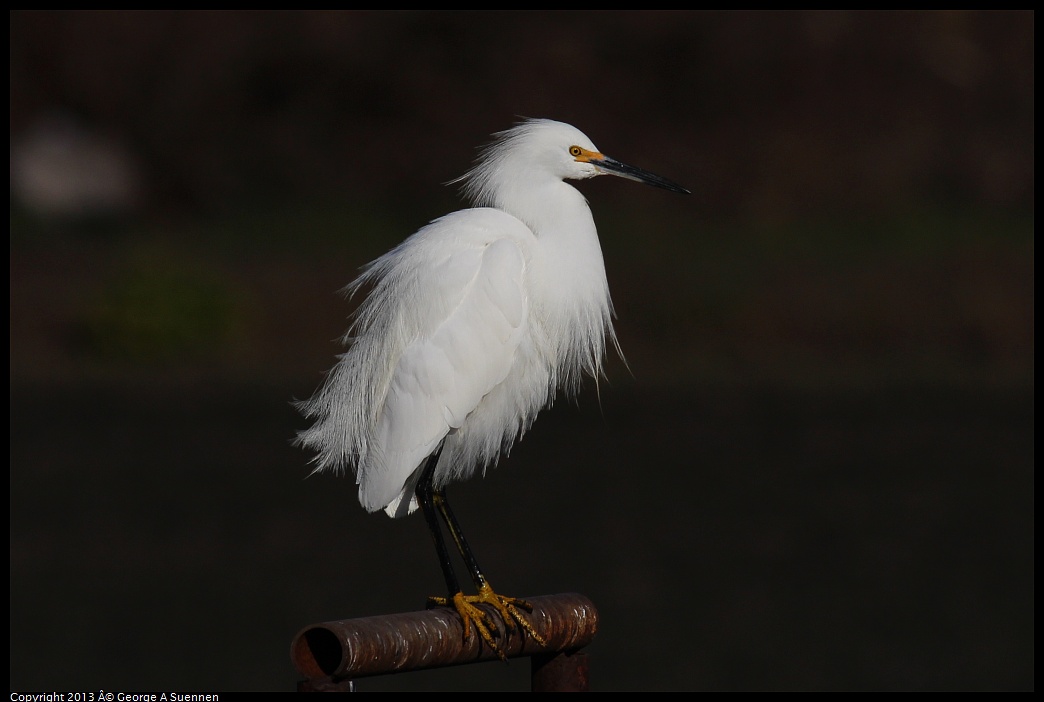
[
  {"x1": 366, "y1": 233, "x2": 529, "y2": 514},
  {"x1": 296, "y1": 209, "x2": 534, "y2": 516}
]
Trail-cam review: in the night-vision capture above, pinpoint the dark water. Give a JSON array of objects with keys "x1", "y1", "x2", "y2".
[{"x1": 9, "y1": 380, "x2": 1034, "y2": 691}]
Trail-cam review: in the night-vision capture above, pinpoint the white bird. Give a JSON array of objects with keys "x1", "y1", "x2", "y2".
[{"x1": 296, "y1": 118, "x2": 688, "y2": 657}]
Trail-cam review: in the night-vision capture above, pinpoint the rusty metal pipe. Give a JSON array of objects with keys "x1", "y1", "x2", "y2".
[{"x1": 291, "y1": 592, "x2": 598, "y2": 681}]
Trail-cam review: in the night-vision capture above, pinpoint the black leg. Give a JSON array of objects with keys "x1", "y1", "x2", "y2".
[
  {"x1": 433, "y1": 488, "x2": 490, "y2": 593},
  {"x1": 415, "y1": 447, "x2": 461, "y2": 597}
]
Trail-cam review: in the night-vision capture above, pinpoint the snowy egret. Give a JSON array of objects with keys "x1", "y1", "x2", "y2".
[{"x1": 296, "y1": 118, "x2": 688, "y2": 657}]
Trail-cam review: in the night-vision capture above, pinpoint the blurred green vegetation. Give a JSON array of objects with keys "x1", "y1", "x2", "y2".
[
  {"x1": 79, "y1": 247, "x2": 245, "y2": 362},
  {"x1": 598, "y1": 204, "x2": 1033, "y2": 388},
  {"x1": 9, "y1": 197, "x2": 1032, "y2": 391}
]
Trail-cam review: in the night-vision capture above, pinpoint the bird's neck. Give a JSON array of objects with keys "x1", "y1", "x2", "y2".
[
  {"x1": 500, "y1": 179, "x2": 594, "y2": 243},
  {"x1": 502, "y1": 180, "x2": 616, "y2": 387}
]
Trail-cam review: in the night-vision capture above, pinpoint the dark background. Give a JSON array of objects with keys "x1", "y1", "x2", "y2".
[{"x1": 9, "y1": 11, "x2": 1033, "y2": 691}]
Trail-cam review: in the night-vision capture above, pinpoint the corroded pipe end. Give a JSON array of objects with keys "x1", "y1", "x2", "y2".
[{"x1": 291, "y1": 592, "x2": 598, "y2": 680}]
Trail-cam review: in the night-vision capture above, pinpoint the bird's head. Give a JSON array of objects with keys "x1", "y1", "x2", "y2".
[{"x1": 454, "y1": 118, "x2": 689, "y2": 210}]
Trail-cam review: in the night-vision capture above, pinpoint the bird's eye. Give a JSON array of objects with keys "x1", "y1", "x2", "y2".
[{"x1": 569, "y1": 146, "x2": 583, "y2": 157}]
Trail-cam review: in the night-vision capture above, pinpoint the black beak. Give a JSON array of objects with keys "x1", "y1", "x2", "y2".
[{"x1": 594, "y1": 155, "x2": 690, "y2": 194}]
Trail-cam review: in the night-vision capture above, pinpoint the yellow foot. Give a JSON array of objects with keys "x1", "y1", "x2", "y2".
[{"x1": 428, "y1": 583, "x2": 548, "y2": 659}]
